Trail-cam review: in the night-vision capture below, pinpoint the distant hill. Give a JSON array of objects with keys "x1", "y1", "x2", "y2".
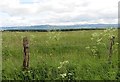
[{"x1": 1, "y1": 24, "x2": 118, "y2": 31}]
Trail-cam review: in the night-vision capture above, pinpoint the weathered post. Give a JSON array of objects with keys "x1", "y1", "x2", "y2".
[
  {"x1": 23, "y1": 37, "x2": 29, "y2": 70},
  {"x1": 108, "y1": 36, "x2": 115, "y2": 64}
]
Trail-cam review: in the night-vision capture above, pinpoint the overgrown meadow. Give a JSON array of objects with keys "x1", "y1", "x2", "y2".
[{"x1": 2, "y1": 28, "x2": 119, "y2": 80}]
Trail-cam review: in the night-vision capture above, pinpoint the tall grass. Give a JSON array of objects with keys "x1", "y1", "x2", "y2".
[{"x1": 2, "y1": 29, "x2": 119, "y2": 80}]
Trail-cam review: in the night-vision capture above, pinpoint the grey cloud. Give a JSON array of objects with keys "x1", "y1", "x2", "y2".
[{"x1": 0, "y1": 0, "x2": 118, "y2": 26}]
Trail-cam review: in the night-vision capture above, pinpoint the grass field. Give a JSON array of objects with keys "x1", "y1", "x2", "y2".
[{"x1": 2, "y1": 28, "x2": 119, "y2": 80}]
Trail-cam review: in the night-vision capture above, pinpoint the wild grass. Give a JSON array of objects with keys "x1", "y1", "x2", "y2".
[{"x1": 2, "y1": 28, "x2": 119, "y2": 80}]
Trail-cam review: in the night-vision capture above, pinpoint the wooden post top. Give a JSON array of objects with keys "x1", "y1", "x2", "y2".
[{"x1": 23, "y1": 37, "x2": 29, "y2": 48}]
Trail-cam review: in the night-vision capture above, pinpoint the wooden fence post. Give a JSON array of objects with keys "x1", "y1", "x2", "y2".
[
  {"x1": 23, "y1": 37, "x2": 29, "y2": 70},
  {"x1": 108, "y1": 36, "x2": 115, "y2": 64}
]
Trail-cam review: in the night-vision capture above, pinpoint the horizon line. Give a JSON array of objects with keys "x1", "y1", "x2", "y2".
[{"x1": 0, "y1": 23, "x2": 118, "y2": 27}]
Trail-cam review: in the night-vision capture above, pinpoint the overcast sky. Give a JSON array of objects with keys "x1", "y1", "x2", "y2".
[{"x1": 0, "y1": 0, "x2": 119, "y2": 26}]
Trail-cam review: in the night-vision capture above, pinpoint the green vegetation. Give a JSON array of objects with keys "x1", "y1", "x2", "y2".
[{"x1": 2, "y1": 28, "x2": 119, "y2": 80}]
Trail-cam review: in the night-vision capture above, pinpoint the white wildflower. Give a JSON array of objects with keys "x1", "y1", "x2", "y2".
[
  {"x1": 58, "y1": 60, "x2": 69, "y2": 69},
  {"x1": 60, "y1": 73, "x2": 66, "y2": 78},
  {"x1": 64, "y1": 61, "x2": 69, "y2": 64},
  {"x1": 68, "y1": 73, "x2": 72, "y2": 76},
  {"x1": 92, "y1": 33, "x2": 98, "y2": 37},
  {"x1": 28, "y1": 71, "x2": 30, "y2": 73},
  {"x1": 97, "y1": 38, "x2": 102, "y2": 42},
  {"x1": 60, "y1": 62, "x2": 63, "y2": 65},
  {"x1": 58, "y1": 65, "x2": 62, "y2": 69},
  {"x1": 115, "y1": 43, "x2": 119, "y2": 45},
  {"x1": 85, "y1": 46, "x2": 90, "y2": 49},
  {"x1": 50, "y1": 53, "x2": 52, "y2": 56}
]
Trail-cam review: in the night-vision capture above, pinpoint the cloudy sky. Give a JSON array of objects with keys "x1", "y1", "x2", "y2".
[{"x1": 0, "y1": 0, "x2": 119, "y2": 26}]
